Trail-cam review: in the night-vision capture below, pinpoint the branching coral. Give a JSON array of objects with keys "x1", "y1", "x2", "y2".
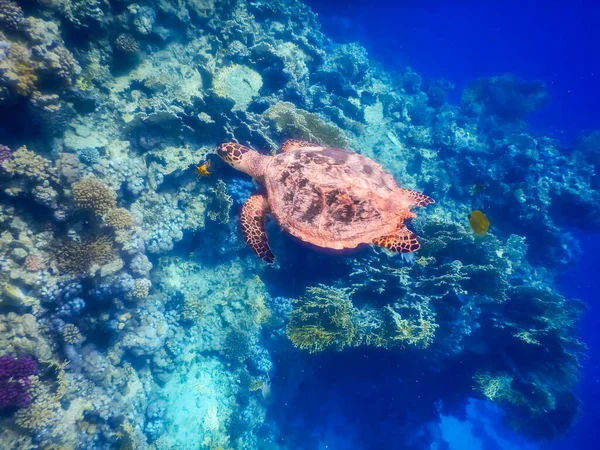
[
  {"x1": 54, "y1": 235, "x2": 117, "y2": 275},
  {"x1": 383, "y1": 301, "x2": 438, "y2": 349},
  {"x1": 286, "y1": 284, "x2": 358, "y2": 353},
  {"x1": 104, "y1": 207, "x2": 134, "y2": 230},
  {"x1": 71, "y1": 176, "x2": 117, "y2": 215}
]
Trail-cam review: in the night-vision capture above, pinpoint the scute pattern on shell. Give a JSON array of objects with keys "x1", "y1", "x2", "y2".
[{"x1": 265, "y1": 147, "x2": 410, "y2": 249}]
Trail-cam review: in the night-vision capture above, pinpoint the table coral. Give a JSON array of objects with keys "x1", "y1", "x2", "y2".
[{"x1": 213, "y1": 64, "x2": 263, "y2": 111}]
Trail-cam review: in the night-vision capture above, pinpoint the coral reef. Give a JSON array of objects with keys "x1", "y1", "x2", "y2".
[
  {"x1": 0, "y1": 0, "x2": 595, "y2": 448},
  {"x1": 71, "y1": 176, "x2": 117, "y2": 216}
]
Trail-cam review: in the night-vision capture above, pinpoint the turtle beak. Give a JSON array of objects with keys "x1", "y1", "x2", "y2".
[{"x1": 216, "y1": 143, "x2": 229, "y2": 160}]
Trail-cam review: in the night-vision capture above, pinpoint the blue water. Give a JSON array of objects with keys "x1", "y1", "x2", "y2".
[
  {"x1": 306, "y1": 1, "x2": 600, "y2": 448},
  {"x1": 0, "y1": 0, "x2": 598, "y2": 448},
  {"x1": 309, "y1": 0, "x2": 600, "y2": 140}
]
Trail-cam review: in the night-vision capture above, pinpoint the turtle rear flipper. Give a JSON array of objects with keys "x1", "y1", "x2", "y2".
[
  {"x1": 241, "y1": 194, "x2": 275, "y2": 264},
  {"x1": 373, "y1": 226, "x2": 420, "y2": 253}
]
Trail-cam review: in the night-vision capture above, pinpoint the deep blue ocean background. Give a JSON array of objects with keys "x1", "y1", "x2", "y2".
[{"x1": 304, "y1": 1, "x2": 600, "y2": 448}]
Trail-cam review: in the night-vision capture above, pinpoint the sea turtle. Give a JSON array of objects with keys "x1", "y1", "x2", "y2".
[{"x1": 217, "y1": 140, "x2": 434, "y2": 263}]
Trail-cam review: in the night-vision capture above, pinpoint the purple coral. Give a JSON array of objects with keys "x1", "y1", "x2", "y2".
[
  {"x1": 0, "y1": 144, "x2": 11, "y2": 167},
  {"x1": 0, "y1": 355, "x2": 37, "y2": 409}
]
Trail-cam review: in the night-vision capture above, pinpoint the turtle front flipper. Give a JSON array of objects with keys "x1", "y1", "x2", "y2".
[
  {"x1": 373, "y1": 226, "x2": 420, "y2": 253},
  {"x1": 241, "y1": 194, "x2": 275, "y2": 264},
  {"x1": 281, "y1": 139, "x2": 323, "y2": 153},
  {"x1": 399, "y1": 188, "x2": 435, "y2": 207}
]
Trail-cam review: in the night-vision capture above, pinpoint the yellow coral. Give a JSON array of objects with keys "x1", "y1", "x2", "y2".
[
  {"x1": 104, "y1": 207, "x2": 134, "y2": 230},
  {"x1": 72, "y1": 177, "x2": 117, "y2": 216},
  {"x1": 286, "y1": 285, "x2": 358, "y2": 353},
  {"x1": 384, "y1": 301, "x2": 438, "y2": 349},
  {"x1": 1, "y1": 146, "x2": 57, "y2": 182},
  {"x1": 7, "y1": 44, "x2": 38, "y2": 96},
  {"x1": 474, "y1": 372, "x2": 526, "y2": 406}
]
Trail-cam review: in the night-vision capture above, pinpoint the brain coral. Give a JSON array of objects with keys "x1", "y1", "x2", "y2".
[{"x1": 71, "y1": 177, "x2": 116, "y2": 216}]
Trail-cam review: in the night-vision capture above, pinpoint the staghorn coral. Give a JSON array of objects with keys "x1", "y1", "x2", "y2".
[
  {"x1": 383, "y1": 301, "x2": 438, "y2": 349},
  {"x1": 71, "y1": 176, "x2": 117, "y2": 216}
]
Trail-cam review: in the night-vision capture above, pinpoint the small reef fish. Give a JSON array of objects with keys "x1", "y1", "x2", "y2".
[
  {"x1": 195, "y1": 159, "x2": 212, "y2": 177},
  {"x1": 468, "y1": 210, "x2": 490, "y2": 235},
  {"x1": 471, "y1": 184, "x2": 488, "y2": 193}
]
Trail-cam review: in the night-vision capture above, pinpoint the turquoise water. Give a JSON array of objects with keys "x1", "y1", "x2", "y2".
[{"x1": 0, "y1": 1, "x2": 598, "y2": 449}]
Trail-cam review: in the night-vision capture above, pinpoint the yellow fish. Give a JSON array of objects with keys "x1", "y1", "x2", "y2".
[
  {"x1": 468, "y1": 210, "x2": 490, "y2": 235},
  {"x1": 195, "y1": 159, "x2": 212, "y2": 177}
]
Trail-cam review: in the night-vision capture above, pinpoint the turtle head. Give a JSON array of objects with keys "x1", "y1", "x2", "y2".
[{"x1": 217, "y1": 142, "x2": 268, "y2": 179}]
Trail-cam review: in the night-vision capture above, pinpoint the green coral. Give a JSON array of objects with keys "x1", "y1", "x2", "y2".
[
  {"x1": 286, "y1": 285, "x2": 358, "y2": 353},
  {"x1": 262, "y1": 101, "x2": 350, "y2": 148}
]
